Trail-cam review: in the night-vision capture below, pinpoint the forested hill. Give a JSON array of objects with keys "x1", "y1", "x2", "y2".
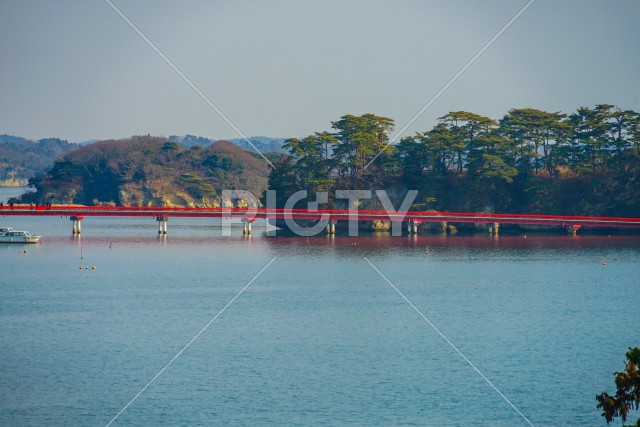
[
  {"x1": 0, "y1": 135, "x2": 76, "y2": 186},
  {"x1": 0, "y1": 133, "x2": 285, "y2": 188},
  {"x1": 21, "y1": 137, "x2": 273, "y2": 207},
  {"x1": 270, "y1": 105, "x2": 640, "y2": 217}
]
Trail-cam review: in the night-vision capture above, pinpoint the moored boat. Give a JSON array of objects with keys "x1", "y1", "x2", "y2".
[{"x1": 0, "y1": 229, "x2": 41, "y2": 243}]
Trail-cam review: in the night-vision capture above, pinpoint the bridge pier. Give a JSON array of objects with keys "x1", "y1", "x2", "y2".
[
  {"x1": 566, "y1": 225, "x2": 580, "y2": 236},
  {"x1": 328, "y1": 220, "x2": 336, "y2": 234},
  {"x1": 439, "y1": 222, "x2": 448, "y2": 234},
  {"x1": 242, "y1": 218, "x2": 254, "y2": 235},
  {"x1": 70, "y1": 216, "x2": 84, "y2": 234},
  {"x1": 156, "y1": 216, "x2": 168, "y2": 234},
  {"x1": 489, "y1": 223, "x2": 500, "y2": 235},
  {"x1": 406, "y1": 220, "x2": 419, "y2": 235}
]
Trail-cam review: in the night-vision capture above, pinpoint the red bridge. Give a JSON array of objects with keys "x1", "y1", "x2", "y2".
[{"x1": 2, "y1": 205, "x2": 640, "y2": 234}]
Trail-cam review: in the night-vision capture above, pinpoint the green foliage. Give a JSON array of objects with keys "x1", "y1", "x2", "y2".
[
  {"x1": 499, "y1": 108, "x2": 568, "y2": 175},
  {"x1": 177, "y1": 172, "x2": 217, "y2": 198},
  {"x1": 162, "y1": 141, "x2": 180, "y2": 152},
  {"x1": 331, "y1": 113, "x2": 396, "y2": 185},
  {"x1": 597, "y1": 347, "x2": 640, "y2": 426},
  {"x1": 204, "y1": 154, "x2": 244, "y2": 172},
  {"x1": 270, "y1": 105, "x2": 640, "y2": 215},
  {"x1": 271, "y1": 113, "x2": 396, "y2": 204},
  {"x1": 50, "y1": 160, "x2": 85, "y2": 177}
]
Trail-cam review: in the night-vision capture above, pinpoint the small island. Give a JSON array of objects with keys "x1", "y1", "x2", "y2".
[{"x1": 6, "y1": 104, "x2": 640, "y2": 233}]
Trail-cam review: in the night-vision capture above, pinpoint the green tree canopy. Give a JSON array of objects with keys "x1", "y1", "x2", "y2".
[{"x1": 597, "y1": 347, "x2": 640, "y2": 426}]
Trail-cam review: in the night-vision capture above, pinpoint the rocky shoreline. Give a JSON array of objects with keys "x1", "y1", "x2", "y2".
[{"x1": 0, "y1": 179, "x2": 29, "y2": 187}]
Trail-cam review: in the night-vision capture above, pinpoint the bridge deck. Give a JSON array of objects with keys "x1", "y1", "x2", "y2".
[{"x1": 2, "y1": 205, "x2": 640, "y2": 228}]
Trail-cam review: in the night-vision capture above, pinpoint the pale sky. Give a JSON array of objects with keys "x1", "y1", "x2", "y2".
[{"x1": 1, "y1": 0, "x2": 639, "y2": 143}]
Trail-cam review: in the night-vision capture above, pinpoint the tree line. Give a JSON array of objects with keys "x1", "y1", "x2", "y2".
[{"x1": 269, "y1": 105, "x2": 640, "y2": 216}]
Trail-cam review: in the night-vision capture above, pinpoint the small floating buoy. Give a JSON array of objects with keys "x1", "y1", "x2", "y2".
[
  {"x1": 92, "y1": 266, "x2": 96, "y2": 270},
  {"x1": 79, "y1": 266, "x2": 83, "y2": 270},
  {"x1": 603, "y1": 262, "x2": 607, "y2": 266}
]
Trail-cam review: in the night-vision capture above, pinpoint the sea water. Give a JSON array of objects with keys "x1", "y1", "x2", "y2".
[{"x1": 0, "y1": 205, "x2": 639, "y2": 425}]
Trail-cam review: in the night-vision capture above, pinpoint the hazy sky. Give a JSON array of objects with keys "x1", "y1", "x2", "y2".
[{"x1": 1, "y1": 0, "x2": 639, "y2": 143}]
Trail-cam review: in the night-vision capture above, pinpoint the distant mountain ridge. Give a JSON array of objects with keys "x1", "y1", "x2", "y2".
[
  {"x1": 0, "y1": 134, "x2": 76, "y2": 186},
  {"x1": 169, "y1": 134, "x2": 287, "y2": 153},
  {"x1": 228, "y1": 136, "x2": 287, "y2": 153}
]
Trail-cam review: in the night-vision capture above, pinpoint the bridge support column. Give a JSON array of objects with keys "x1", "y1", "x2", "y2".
[
  {"x1": 489, "y1": 223, "x2": 500, "y2": 235},
  {"x1": 412, "y1": 221, "x2": 418, "y2": 234},
  {"x1": 407, "y1": 221, "x2": 413, "y2": 235},
  {"x1": 156, "y1": 216, "x2": 168, "y2": 234},
  {"x1": 71, "y1": 216, "x2": 84, "y2": 234},
  {"x1": 566, "y1": 225, "x2": 580, "y2": 236},
  {"x1": 326, "y1": 223, "x2": 331, "y2": 234},
  {"x1": 330, "y1": 220, "x2": 336, "y2": 234},
  {"x1": 241, "y1": 218, "x2": 253, "y2": 235}
]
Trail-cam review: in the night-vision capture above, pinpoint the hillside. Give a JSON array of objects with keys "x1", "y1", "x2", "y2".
[
  {"x1": 0, "y1": 133, "x2": 285, "y2": 188},
  {"x1": 20, "y1": 136, "x2": 271, "y2": 207},
  {"x1": 0, "y1": 135, "x2": 76, "y2": 186}
]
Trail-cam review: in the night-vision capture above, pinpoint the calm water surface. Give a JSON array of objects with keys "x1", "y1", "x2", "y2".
[{"x1": 1, "y1": 199, "x2": 639, "y2": 425}]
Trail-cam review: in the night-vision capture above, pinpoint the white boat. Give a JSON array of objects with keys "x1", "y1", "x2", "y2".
[{"x1": 0, "y1": 229, "x2": 41, "y2": 243}]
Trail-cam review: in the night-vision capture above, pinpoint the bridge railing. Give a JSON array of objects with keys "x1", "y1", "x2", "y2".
[{"x1": 2, "y1": 205, "x2": 640, "y2": 227}]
